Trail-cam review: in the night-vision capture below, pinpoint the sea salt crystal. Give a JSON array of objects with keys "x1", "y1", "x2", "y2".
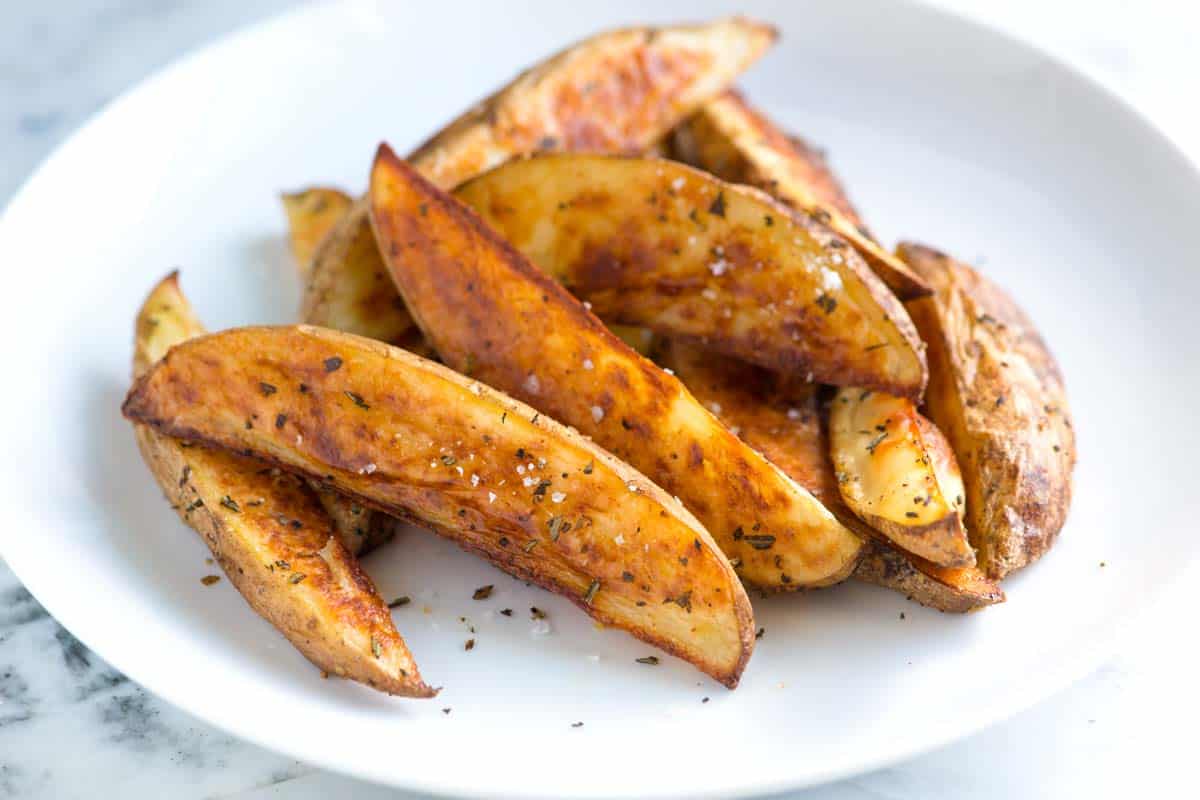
[
  {"x1": 671, "y1": 176, "x2": 685, "y2": 191},
  {"x1": 551, "y1": 491, "x2": 566, "y2": 503},
  {"x1": 708, "y1": 402, "x2": 723, "y2": 414},
  {"x1": 709, "y1": 259, "x2": 729, "y2": 276},
  {"x1": 787, "y1": 408, "x2": 802, "y2": 420},
  {"x1": 531, "y1": 619, "x2": 553, "y2": 637},
  {"x1": 471, "y1": 474, "x2": 480, "y2": 487},
  {"x1": 820, "y1": 267, "x2": 843, "y2": 292},
  {"x1": 582, "y1": 359, "x2": 594, "y2": 371},
  {"x1": 488, "y1": 492, "x2": 497, "y2": 503},
  {"x1": 591, "y1": 405, "x2": 605, "y2": 422},
  {"x1": 523, "y1": 373, "x2": 541, "y2": 394}
]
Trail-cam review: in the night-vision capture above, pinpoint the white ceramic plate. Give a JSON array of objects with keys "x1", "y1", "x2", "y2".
[{"x1": 2, "y1": 1, "x2": 1198, "y2": 797}]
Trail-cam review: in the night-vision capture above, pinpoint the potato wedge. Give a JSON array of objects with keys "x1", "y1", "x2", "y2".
[
  {"x1": 670, "y1": 91, "x2": 931, "y2": 300},
  {"x1": 829, "y1": 388, "x2": 974, "y2": 568},
  {"x1": 456, "y1": 154, "x2": 927, "y2": 398},
  {"x1": 281, "y1": 187, "x2": 354, "y2": 275},
  {"x1": 122, "y1": 325, "x2": 755, "y2": 687},
  {"x1": 131, "y1": 274, "x2": 431, "y2": 696},
  {"x1": 409, "y1": 17, "x2": 777, "y2": 190},
  {"x1": 898, "y1": 243, "x2": 1075, "y2": 579},
  {"x1": 301, "y1": 17, "x2": 775, "y2": 348},
  {"x1": 369, "y1": 146, "x2": 862, "y2": 589},
  {"x1": 655, "y1": 338, "x2": 1002, "y2": 613}
]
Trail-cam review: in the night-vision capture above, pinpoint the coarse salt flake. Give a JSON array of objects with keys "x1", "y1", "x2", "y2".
[
  {"x1": 471, "y1": 474, "x2": 480, "y2": 487},
  {"x1": 488, "y1": 492, "x2": 497, "y2": 503},
  {"x1": 582, "y1": 358, "x2": 594, "y2": 370},
  {"x1": 614, "y1": 534, "x2": 625, "y2": 545},
  {"x1": 820, "y1": 267, "x2": 843, "y2": 292},
  {"x1": 591, "y1": 405, "x2": 605, "y2": 422},
  {"x1": 523, "y1": 373, "x2": 540, "y2": 394},
  {"x1": 671, "y1": 176, "x2": 685, "y2": 191}
]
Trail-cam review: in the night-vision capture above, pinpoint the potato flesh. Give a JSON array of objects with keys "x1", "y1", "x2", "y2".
[
  {"x1": 456, "y1": 154, "x2": 927, "y2": 398},
  {"x1": 829, "y1": 388, "x2": 974, "y2": 568},
  {"x1": 655, "y1": 339, "x2": 1002, "y2": 612},
  {"x1": 370, "y1": 147, "x2": 862, "y2": 590},
  {"x1": 122, "y1": 325, "x2": 754, "y2": 687},
  {"x1": 899, "y1": 243, "x2": 1075, "y2": 579},
  {"x1": 670, "y1": 91, "x2": 931, "y2": 300},
  {"x1": 131, "y1": 275, "x2": 431, "y2": 696}
]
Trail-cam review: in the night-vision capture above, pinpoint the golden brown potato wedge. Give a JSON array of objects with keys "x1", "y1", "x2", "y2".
[
  {"x1": 369, "y1": 145, "x2": 862, "y2": 590},
  {"x1": 670, "y1": 91, "x2": 930, "y2": 300},
  {"x1": 655, "y1": 338, "x2": 1002, "y2": 613},
  {"x1": 123, "y1": 325, "x2": 756, "y2": 687},
  {"x1": 301, "y1": 17, "x2": 775, "y2": 348},
  {"x1": 456, "y1": 153, "x2": 927, "y2": 398},
  {"x1": 898, "y1": 243, "x2": 1075, "y2": 579},
  {"x1": 281, "y1": 187, "x2": 354, "y2": 275},
  {"x1": 409, "y1": 17, "x2": 777, "y2": 190},
  {"x1": 131, "y1": 274, "x2": 431, "y2": 696},
  {"x1": 829, "y1": 388, "x2": 974, "y2": 568}
]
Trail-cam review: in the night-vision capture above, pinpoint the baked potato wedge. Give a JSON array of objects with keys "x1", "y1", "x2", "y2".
[
  {"x1": 131, "y1": 274, "x2": 432, "y2": 696},
  {"x1": 281, "y1": 187, "x2": 354, "y2": 275},
  {"x1": 409, "y1": 17, "x2": 777, "y2": 190},
  {"x1": 829, "y1": 388, "x2": 974, "y2": 568},
  {"x1": 301, "y1": 17, "x2": 776, "y2": 350},
  {"x1": 656, "y1": 338, "x2": 1002, "y2": 613},
  {"x1": 456, "y1": 153, "x2": 927, "y2": 398},
  {"x1": 369, "y1": 145, "x2": 862, "y2": 590},
  {"x1": 122, "y1": 325, "x2": 756, "y2": 687},
  {"x1": 898, "y1": 243, "x2": 1075, "y2": 579},
  {"x1": 670, "y1": 91, "x2": 931, "y2": 300}
]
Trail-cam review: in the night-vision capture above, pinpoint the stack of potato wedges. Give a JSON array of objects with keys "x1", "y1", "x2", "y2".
[{"x1": 122, "y1": 16, "x2": 1075, "y2": 694}]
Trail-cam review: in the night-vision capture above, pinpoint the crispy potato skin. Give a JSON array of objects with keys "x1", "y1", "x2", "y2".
[
  {"x1": 656, "y1": 339, "x2": 1002, "y2": 612},
  {"x1": 829, "y1": 388, "x2": 974, "y2": 568},
  {"x1": 370, "y1": 146, "x2": 862, "y2": 590},
  {"x1": 409, "y1": 18, "x2": 777, "y2": 190},
  {"x1": 670, "y1": 91, "x2": 931, "y2": 300},
  {"x1": 123, "y1": 325, "x2": 755, "y2": 687},
  {"x1": 456, "y1": 154, "x2": 927, "y2": 398},
  {"x1": 281, "y1": 187, "x2": 354, "y2": 276},
  {"x1": 899, "y1": 243, "x2": 1075, "y2": 579},
  {"x1": 854, "y1": 543, "x2": 1004, "y2": 613},
  {"x1": 301, "y1": 18, "x2": 775, "y2": 345},
  {"x1": 130, "y1": 275, "x2": 431, "y2": 696}
]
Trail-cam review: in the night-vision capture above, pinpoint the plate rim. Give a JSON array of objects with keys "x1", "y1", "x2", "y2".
[{"x1": 2, "y1": 1, "x2": 1198, "y2": 796}]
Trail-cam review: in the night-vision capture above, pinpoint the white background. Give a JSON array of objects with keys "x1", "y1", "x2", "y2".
[{"x1": 0, "y1": 1, "x2": 1196, "y2": 797}]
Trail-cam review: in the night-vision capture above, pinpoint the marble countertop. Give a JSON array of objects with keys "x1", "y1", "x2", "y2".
[{"x1": 1, "y1": 1, "x2": 1197, "y2": 798}]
